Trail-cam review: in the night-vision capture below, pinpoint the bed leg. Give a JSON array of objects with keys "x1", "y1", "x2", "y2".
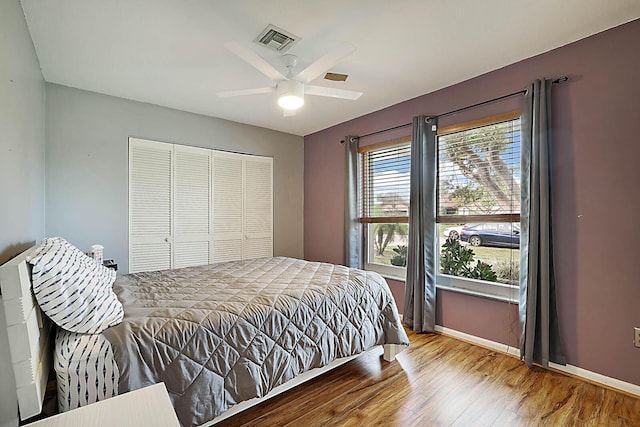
[{"x1": 383, "y1": 344, "x2": 404, "y2": 362}]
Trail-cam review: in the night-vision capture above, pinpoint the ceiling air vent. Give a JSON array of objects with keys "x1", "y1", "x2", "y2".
[
  {"x1": 254, "y1": 24, "x2": 299, "y2": 52},
  {"x1": 324, "y1": 72, "x2": 349, "y2": 82}
]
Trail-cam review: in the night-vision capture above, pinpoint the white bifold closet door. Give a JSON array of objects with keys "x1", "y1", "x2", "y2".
[
  {"x1": 173, "y1": 145, "x2": 212, "y2": 268},
  {"x1": 129, "y1": 138, "x2": 173, "y2": 273},
  {"x1": 129, "y1": 138, "x2": 273, "y2": 273},
  {"x1": 211, "y1": 151, "x2": 273, "y2": 262},
  {"x1": 244, "y1": 157, "x2": 273, "y2": 259},
  {"x1": 212, "y1": 151, "x2": 244, "y2": 262}
]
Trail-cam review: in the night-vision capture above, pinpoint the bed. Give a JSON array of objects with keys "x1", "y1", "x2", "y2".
[{"x1": 0, "y1": 240, "x2": 408, "y2": 426}]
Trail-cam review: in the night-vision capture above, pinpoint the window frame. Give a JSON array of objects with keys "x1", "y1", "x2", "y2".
[
  {"x1": 357, "y1": 113, "x2": 522, "y2": 302},
  {"x1": 363, "y1": 223, "x2": 407, "y2": 280},
  {"x1": 359, "y1": 137, "x2": 411, "y2": 280},
  {"x1": 435, "y1": 111, "x2": 522, "y2": 302}
]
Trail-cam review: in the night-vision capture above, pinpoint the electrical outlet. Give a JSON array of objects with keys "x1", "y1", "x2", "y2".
[{"x1": 635, "y1": 327, "x2": 640, "y2": 348}]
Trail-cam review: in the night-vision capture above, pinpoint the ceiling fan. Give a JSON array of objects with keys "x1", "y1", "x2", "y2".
[{"x1": 217, "y1": 42, "x2": 363, "y2": 116}]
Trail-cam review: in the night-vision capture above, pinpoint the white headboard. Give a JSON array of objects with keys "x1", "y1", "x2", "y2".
[{"x1": 0, "y1": 246, "x2": 53, "y2": 420}]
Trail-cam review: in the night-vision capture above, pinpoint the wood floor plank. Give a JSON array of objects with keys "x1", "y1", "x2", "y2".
[
  {"x1": 219, "y1": 329, "x2": 639, "y2": 427},
  {"x1": 490, "y1": 409, "x2": 529, "y2": 426},
  {"x1": 228, "y1": 351, "x2": 387, "y2": 426},
  {"x1": 280, "y1": 361, "x2": 412, "y2": 427},
  {"x1": 600, "y1": 390, "x2": 640, "y2": 425}
]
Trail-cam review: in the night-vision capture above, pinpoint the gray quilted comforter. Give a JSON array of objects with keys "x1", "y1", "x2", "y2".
[{"x1": 103, "y1": 257, "x2": 409, "y2": 426}]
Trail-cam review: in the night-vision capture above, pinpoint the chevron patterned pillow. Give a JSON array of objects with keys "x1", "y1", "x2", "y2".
[{"x1": 27, "y1": 237, "x2": 123, "y2": 334}]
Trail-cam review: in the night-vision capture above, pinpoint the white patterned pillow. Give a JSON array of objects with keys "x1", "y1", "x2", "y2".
[{"x1": 27, "y1": 237, "x2": 123, "y2": 334}]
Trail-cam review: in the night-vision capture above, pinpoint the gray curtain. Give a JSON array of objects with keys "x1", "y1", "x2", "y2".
[
  {"x1": 403, "y1": 116, "x2": 438, "y2": 332},
  {"x1": 344, "y1": 135, "x2": 361, "y2": 268},
  {"x1": 520, "y1": 79, "x2": 566, "y2": 367}
]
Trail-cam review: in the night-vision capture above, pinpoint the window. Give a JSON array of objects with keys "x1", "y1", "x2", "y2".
[
  {"x1": 357, "y1": 113, "x2": 521, "y2": 301},
  {"x1": 436, "y1": 111, "x2": 521, "y2": 300},
  {"x1": 360, "y1": 138, "x2": 411, "y2": 279}
]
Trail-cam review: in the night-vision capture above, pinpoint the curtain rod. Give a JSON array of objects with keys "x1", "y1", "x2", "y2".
[{"x1": 342, "y1": 76, "x2": 568, "y2": 143}]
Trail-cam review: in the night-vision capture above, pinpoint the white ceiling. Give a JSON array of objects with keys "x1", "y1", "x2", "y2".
[{"x1": 21, "y1": 0, "x2": 640, "y2": 136}]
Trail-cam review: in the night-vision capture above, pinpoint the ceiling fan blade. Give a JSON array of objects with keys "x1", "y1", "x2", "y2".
[
  {"x1": 305, "y1": 84, "x2": 363, "y2": 100},
  {"x1": 216, "y1": 87, "x2": 275, "y2": 98},
  {"x1": 294, "y1": 44, "x2": 356, "y2": 83},
  {"x1": 224, "y1": 42, "x2": 286, "y2": 81}
]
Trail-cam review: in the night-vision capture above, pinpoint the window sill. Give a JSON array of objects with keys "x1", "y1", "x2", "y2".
[
  {"x1": 363, "y1": 263, "x2": 405, "y2": 282},
  {"x1": 377, "y1": 272, "x2": 406, "y2": 282},
  {"x1": 367, "y1": 268, "x2": 519, "y2": 304},
  {"x1": 437, "y1": 274, "x2": 519, "y2": 304},
  {"x1": 435, "y1": 283, "x2": 519, "y2": 304}
]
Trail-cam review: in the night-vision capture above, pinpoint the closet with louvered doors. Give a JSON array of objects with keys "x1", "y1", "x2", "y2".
[{"x1": 128, "y1": 138, "x2": 273, "y2": 273}]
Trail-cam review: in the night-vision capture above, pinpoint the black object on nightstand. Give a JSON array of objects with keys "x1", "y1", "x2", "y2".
[{"x1": 103, "y1": 259, "x2": 118, "y2": 271}]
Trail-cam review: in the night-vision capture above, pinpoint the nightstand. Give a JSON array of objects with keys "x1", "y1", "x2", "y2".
[
  {"x1": 103, "y1": 259, "x2": 117, "y2": 271},
  {"x1": 25, "y1": 383, "x2": 179, "y2": 427}
]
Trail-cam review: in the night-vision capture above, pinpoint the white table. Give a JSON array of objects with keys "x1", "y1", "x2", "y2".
[{"x1": 26, "y1": 383, "x2": 180, "y2": 427}]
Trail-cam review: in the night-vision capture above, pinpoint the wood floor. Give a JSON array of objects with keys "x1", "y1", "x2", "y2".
[{"x1": 222, "y1": 329, "x2": 640, "y2": 427}]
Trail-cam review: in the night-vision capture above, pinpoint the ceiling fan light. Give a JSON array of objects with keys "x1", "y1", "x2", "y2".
[
  {"x1": 277, "y1": 80, "x2": 304, "y2": 110},
  {"x1": 278, "y1": 95, "x2": 304, "y2": 110}
]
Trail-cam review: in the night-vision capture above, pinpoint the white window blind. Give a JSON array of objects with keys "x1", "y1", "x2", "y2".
[
  {"x1": 437, "y1": 117, "x2": 521, "y2": 223},
  {"x1": 361, "y1": 142, "x2": 411, "y2": 223}
]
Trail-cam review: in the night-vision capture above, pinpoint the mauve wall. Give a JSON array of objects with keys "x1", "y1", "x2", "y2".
[{"x1": 304, "y1": 20, "x2": 640, "y2": 386}]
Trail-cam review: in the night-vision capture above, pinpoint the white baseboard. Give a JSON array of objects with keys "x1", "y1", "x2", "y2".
[
  {"x1": 434, "y1": 325, "x2": 521, "y2": 358},
  {"x1": 548, "y1": 362, "x2": 640, "y2": 398},
  {"x1": 434, "y1": 325, "x2": 640, "y2": 398}
]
